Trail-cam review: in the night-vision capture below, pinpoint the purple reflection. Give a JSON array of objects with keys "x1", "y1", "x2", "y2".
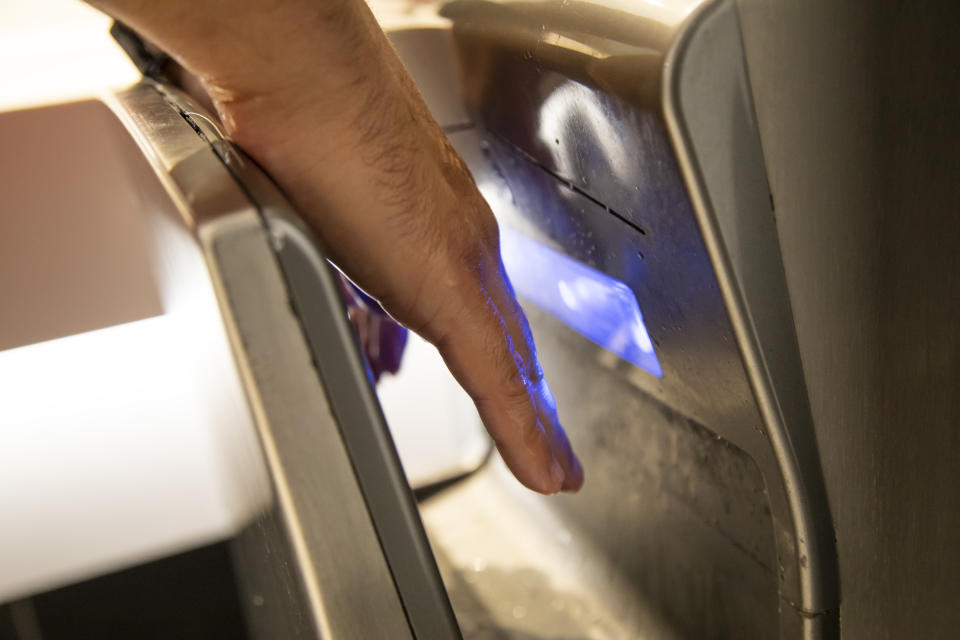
[{"x1": 500, "y1": 227, "x2": 662, "y2": 378}]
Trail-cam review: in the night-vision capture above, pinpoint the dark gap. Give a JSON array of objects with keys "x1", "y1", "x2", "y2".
[
  {"x1": 486, "y1": 129, "x2": 648, "y2": 237},
  {"x1": 414, "y1": 447, "x2": 494, "y2": 503},
  {"x1": 30, "y1": 543, "x2": 247, "y2": 640}
]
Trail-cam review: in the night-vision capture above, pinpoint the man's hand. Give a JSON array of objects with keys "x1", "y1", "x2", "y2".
[{"x1": 88, "y1": 0, "x2": 583, "y2": 494}]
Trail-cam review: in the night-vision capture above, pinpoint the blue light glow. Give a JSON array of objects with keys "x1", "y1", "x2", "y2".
[{"x1": 500, "y1": 227, "x2": 662, "y2": 378}]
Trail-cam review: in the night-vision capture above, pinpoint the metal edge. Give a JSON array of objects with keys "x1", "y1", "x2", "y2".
[
  {"x1": 661, "y1": 0, "x2": 839, "y2": 635},
  {"x1": 101, "y1": 82, "x2": 246, "y2": 229},
  {"x1": 153, "y1": 78, "x2": 460, "y2": 639},
  {"x1": 195, "y1": 211, "x2": 337, "y2": 640},
  {"x1": 217, "y1": 149, "x2": 463, "y2": 640},
  {"x1": 104, "y1": 81, "x2": 419, "y2": 639}
]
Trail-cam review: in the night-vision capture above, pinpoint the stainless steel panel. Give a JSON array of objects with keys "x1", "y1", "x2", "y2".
[
  {"x1": 735, "y1": 1, "x2": 960, "y2": 637},
  {"x1": 106, "y1": 82, "x2": 418, "y2": 640},
  {"x1": 204, "y1": 212, "x2": 415, "y2": 640},
  {"x1": 392, "y1": 1, "x2": 838, "y2": 637},
  {"x1": 665, "y1": 2, "x2": 838, "y2": 629},
  {"x1": 226, "y1": 156, "x2": 461, "y2": 640}
]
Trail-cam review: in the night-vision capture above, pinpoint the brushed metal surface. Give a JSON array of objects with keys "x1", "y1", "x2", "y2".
[
  {"x1": 410, "y1": 0, "x2": 838, "y2": 636},
  {"x1": 735, "y1": 0, "x2": 960, "y2": 637},
  {"x1": 223, "y1": 151, "x2": 461, "y2": 639},
  {"x1": 664, "y1": 0, "x2": 838, "y2": 627},
  {"x1": 107, "y1": 82, "x2": 417, "y2": 640},
  {"x1": 203, "y1": 214, "x2": 414, "y2": 640},
  {"x1": 436, "y1": 124, "x2": 782, "y2": 638}
]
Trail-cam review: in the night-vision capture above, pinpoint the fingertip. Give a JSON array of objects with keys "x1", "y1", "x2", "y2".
[
  {"x1": 482, "y1": 407, "x2": 568, "y2": 495},
  {"x1": 519, "y1": 456, "x2": 564, "y2": 495},
  {"x1": 503, "y1": 454, "x2": 565, "y2": 495},
  {"x1": 561, "y1": 453, "x2": 585, "y2": 492},
  {"x1": 548, "y1": 457, "x2": 566, "y2": 494}
]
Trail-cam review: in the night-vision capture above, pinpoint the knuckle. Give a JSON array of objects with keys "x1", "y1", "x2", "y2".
[{"x1": 500, "y1": 375, "x2": 532, "y2": 408}]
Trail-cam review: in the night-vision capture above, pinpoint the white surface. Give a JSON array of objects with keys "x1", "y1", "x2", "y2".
[
  {"x1": 0, "y1": 96, "x2": 273, "y2": 599},
  {"x1": 0, "y1": 4, "x2": 273, "y2": 594},
  {"x1": 0, "y1": 0, "x2": 139, "y2": 112},
  {"x1": 0, "y1": 315, "x2": 271, "y2": 602},
  {"x1": 0, "y1": 149, "x2": 273, "y2": 602}
]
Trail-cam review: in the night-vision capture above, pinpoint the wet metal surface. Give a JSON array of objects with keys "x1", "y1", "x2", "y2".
[
  {"x1": 419, "y1": 344, "x2": 779, "y2": 638},
  {"x1": 421, "y1": 1, "x2": 839, "y2": 634},
  {"x1": 420, "y1": 461, "x2": 678, "y2": 640}
]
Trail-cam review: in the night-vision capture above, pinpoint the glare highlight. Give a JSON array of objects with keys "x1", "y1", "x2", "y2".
[{"x1": 500, "y1": 227, "x2": 662, "y2": 378}]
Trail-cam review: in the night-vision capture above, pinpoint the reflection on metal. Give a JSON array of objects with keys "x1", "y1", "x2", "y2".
[
  {"x1": 500, "y1": 226, "x2": 662, "y2": 378},
  {"x1": 537, "y1": 83, "x2": 632, "y2": 188},
  {"x1": 412, "y1": 0, "x2": 842, "y2": 637}
]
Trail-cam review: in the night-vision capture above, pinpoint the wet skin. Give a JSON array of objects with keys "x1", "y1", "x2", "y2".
[{"x1": 87, "y1": 0, "x2": 584, "y2": 494}]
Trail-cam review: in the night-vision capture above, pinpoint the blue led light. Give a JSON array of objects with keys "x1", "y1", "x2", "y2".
[{"x1": 500, "y1": 226, "x2": 662, "y2": 378}]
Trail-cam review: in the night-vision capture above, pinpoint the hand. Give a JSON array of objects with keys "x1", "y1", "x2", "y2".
[{"x1": 89, "y1": 0, "x2": 583, "y2": 494}]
